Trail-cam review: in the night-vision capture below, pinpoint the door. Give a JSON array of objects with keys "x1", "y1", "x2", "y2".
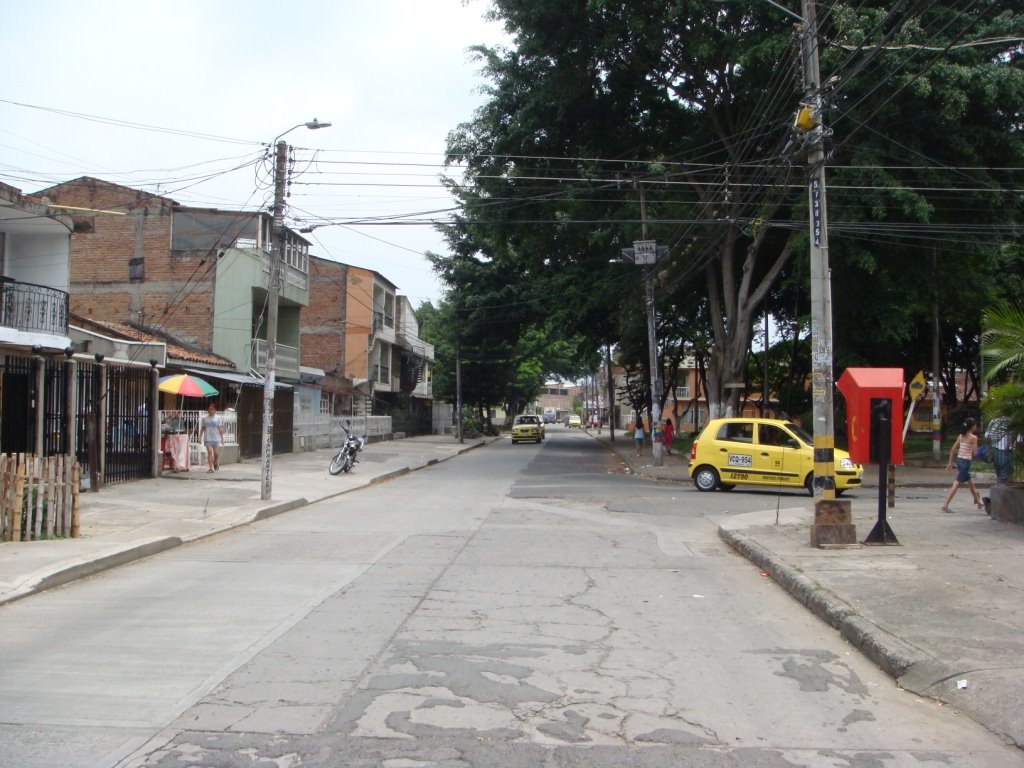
[{"x1": 753, "y1": 423, "x2": 801, "y2": 489}]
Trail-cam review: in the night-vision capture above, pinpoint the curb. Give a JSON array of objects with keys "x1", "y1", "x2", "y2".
[
  {"x1": 718, "y1": 525, "x2": 929, "y2": 679},
  {"x1": 2, "y1": 536, "x2": 184, "y2": 607},
  {"x1": 1, "y1": 440, "x2": 496, "y2": 607},
  {"x1": 253, "y1": 498, "x2": 310, "y2": 522}
]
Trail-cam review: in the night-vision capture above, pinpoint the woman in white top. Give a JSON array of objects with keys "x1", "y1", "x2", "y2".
[
  {"x1": 201, "y1": 403, "x2": 225, "y2": 473},
  {"x1": 941, "y1": 417, "x2": 982, "y2": 512}
]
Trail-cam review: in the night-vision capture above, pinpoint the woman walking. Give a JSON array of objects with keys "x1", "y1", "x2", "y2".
[
  {"x1": 634, "y1": 419, "x2": 646, "y2": 456},
  {"x1": 942, "y1": 417, "x2": 983, "y2": 512},
  {"x1": 201, "y1": 403, "x2": 225, "y2": 473},
  {"x1": 662, "y1": 418, "x2": 675, "y2": 456}
]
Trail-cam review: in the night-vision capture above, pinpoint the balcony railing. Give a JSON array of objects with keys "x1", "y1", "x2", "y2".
[
  {"x1": 261, "y1": 251, "x2": 308, "y2": 292},
  {"x1": 251, "y1": 339, "x2": 299, "y2": 379},
  {"x1": 0, "y1": 278, "x2": 69, "y2": 336}
]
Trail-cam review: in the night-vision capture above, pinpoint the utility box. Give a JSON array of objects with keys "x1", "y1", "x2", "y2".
[{"x1": 836, "y1": 368, "x2": 904, "y2": 465}]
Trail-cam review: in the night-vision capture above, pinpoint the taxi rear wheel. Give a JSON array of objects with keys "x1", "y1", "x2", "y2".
[{"x1": 692, "y1": 466, "x2": 720, "y2": 492}]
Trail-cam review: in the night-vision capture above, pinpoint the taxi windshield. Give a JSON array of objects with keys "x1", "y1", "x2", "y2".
[{"x1": 785, "y1": 422, "x2": 812, "y2": 446}]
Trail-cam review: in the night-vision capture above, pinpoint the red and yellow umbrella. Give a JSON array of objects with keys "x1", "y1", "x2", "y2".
[{"x1": 158, "y1": 373, "x2": 218, "y2": 398}]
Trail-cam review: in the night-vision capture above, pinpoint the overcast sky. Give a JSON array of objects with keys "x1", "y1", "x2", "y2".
[{"x1": 1, "y1": 0, "x2": 507, "y2": 306}]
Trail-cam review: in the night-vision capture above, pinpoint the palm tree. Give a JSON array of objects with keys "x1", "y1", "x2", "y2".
[{"x1": 981, "y1": 303, "x2": 1024, "y2": 441}]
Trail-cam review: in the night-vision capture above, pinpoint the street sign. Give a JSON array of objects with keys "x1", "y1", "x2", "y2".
[{"x1": 909, "y1": 370, "x2": 927, "y2": 399}]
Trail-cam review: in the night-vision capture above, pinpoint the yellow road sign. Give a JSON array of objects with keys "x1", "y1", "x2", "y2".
[{"x1": 909, "y1": 370, "x2": 927, "y2": 399}]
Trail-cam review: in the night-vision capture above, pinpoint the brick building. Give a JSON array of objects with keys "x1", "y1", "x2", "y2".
[
  {"x1": 303, "y1": 255, "x2": 353, "y2": 413},
  {"x1": 33, "y1": 177, "x2": 310, "y2": 457}
]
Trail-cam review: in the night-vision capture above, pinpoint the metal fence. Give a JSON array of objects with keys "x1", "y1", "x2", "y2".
[
  {"x1": 159, "y1": 409, "x2": 238, "y2": 465},
  {"x1": 293, "y1": 414, "x2": 392, "y2": 451}
]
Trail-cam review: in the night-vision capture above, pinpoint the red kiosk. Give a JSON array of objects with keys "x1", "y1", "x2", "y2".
[{"x1": 836, "y1": 368, "x2": 905, "y2": 544}]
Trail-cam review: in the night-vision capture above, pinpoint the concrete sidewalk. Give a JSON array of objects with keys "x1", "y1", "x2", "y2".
[
  {"x1": 591, "y1": 426, "x2": 1024, "y2": 749},
  {"x1": 0, "y1": 435, "x2": 491, "y2": 607}
]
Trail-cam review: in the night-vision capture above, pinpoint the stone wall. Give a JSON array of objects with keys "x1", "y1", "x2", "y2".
[{"x1": 988, "y1": 485, "x2": 1024, "y2": 524}]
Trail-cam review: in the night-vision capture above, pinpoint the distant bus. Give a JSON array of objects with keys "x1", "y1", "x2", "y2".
[{"x1": 543, "y1": 407, "x2": 558, "y2": 424}]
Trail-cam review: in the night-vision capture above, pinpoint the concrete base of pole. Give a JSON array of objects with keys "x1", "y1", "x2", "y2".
[{"x1": 810, "y1": 498, "x2": 856, "y2": 547}]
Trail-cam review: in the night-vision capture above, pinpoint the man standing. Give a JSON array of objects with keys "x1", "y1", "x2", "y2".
[{"x1": 987, "y1": 417, "x2": 1015, "y2": 486}]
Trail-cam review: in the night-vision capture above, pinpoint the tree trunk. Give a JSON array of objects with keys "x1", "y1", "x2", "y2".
[{"x1": 704, "y1": 227, "x2": 796, "y2": 418}]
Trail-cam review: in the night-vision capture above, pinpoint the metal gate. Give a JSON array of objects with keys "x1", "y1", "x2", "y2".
[
  {"x1": 0, "y1": 356, "x2": 68, "y2": 456},
  {"x1": 233, "y1": 386, "x2": 294, "y2": 459},
  {"x1": 76, "y1": 362, "x2": 153, "y2": 486},
  {"x1": 75, "y1": 363, "x2": 97, "y2": 483},
  {"x1": 43, "y1": 359, "x2": 66, "y2": 456},
  {"x1": 1, "y1": 356, "x2": 34, "y2": 454},
  {"x1": 104, "y1": 364, "x2": 151, "y2": 484}
]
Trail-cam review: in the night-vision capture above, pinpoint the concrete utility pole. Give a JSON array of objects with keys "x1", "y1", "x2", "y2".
[
  {"x1": 801, "y1": 0, "x2": 837, "y2": 501},
  {"x1": 638, "y1": 185, "x2": 665, "y2": 467},
  {"x1": 932, "y1": 250, "x2": 942, "y2": 461},
  {"x1": 643, "y1": 253, "x2": 663, "y2": 466},
  {"x1": 261, "y1": 119, "x2": 331, "y2": 501},
  {"x1": 261, "y1": 139, "x2": 288, "y2": 501},
  {"x1": 613, "y1": 183, "x2": 668, "y2": 464}
]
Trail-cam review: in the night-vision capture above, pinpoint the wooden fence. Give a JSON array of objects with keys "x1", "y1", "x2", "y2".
[{"x1": 0, "y1": 454, "x2": 80, "y2": 541}]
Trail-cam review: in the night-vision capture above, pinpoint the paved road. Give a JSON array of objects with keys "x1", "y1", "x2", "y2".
[{"x1": 0, "y1": 428, "x2": 1019, "y2": 767}]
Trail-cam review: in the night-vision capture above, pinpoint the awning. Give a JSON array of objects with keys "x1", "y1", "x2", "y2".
[
  {"x1": 184, "y1": 368, "x2": 292, "y2": 390},
  {"x1": 299, "y1": 366, "x2": 326, "y2": 384}
]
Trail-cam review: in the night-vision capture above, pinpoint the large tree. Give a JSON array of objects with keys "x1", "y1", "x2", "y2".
[{"x1": 440, "y1": 0, "x2": 1023, "y2": 415}]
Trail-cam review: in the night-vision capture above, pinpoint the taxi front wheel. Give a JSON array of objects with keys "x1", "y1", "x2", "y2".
[{"x1": 692, "y1": 466, "x2": 720, "y2": 492}]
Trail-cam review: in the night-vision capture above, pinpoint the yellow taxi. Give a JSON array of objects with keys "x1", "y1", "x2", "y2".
[
  {"x1": 511, "y1": 414, "x2": 543, "y2": 444},
  {"x1": 688, "y1": 417, "x2": 862, "y2": 495},
  {"x1": 567, "y1": 413, "x2": 582, "y2": 428}
]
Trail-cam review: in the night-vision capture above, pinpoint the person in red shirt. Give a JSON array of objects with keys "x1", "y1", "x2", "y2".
[{"x1": 663, "y1": 418, "x2": 675, "y2": 456}]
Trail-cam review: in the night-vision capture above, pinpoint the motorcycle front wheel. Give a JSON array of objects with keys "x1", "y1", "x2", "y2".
[{"x1": 329, "y1": 450, "x2": 352, "y2": 475}]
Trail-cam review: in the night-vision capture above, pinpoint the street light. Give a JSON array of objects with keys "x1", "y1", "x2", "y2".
[{"x1": 261, "y1": 118, "x2": 332, "y2": 501}]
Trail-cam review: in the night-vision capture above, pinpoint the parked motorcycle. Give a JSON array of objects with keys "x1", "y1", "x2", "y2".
[{"x1": 329, "y1": 421, "x2": 366, "y2": 475}]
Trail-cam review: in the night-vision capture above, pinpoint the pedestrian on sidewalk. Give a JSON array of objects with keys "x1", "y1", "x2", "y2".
[
  {"x1": 201, "y1": 403, "x2": 224, "y2": 474},
  {"x1": 634, "y1": 419, "x2": 645, "y2": 456},
  {"x1": 942, "y1": 417, "x2": 983, "y2": 512},
  {"x1": 663, "y1": 418, "x2": 674, "y2": 456}
]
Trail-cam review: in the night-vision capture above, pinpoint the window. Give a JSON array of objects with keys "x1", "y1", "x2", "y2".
[
  {"x1": 674, "y1": 386, "x2": 690, "y2": 400},
  {"x1": 172, "y1": 210, "x2": 258, "y2": 251},
  {"x1": 128, "y1": 257, "x2": 144, "y2": 281},
  {"x1": 758, "y1": 424, "x2": 789, "y2": 447},
  {"x1": 718, "y1": 422, "x2": 754, "y2": 443}
]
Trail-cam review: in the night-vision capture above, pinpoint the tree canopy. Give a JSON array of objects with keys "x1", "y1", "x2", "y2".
[{"x1": 424, "y1": 0, "x2": 1024, "y2": 421}]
